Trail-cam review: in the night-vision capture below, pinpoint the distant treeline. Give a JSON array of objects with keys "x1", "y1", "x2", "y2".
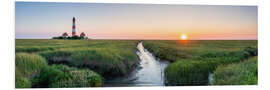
[{"x1": 52, "y1": 36, "x2": 88, "y2": 40}]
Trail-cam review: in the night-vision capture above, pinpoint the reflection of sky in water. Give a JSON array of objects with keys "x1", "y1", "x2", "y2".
[
  {"x1": 135, "y1": 42, "x2": 169, "y2": 85},
  {"x1": 104, "y1": 42, "x2": 169, "y2": 86}
]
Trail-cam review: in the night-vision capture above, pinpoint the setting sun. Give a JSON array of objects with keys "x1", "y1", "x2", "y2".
[{"x1": 180, "y1": 34, "x2": 188, "y2": 40}]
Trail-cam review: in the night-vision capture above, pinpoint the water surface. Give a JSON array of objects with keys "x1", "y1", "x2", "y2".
[{"x1": 104, "y1": 42, "x2": 169, "y2": 87}]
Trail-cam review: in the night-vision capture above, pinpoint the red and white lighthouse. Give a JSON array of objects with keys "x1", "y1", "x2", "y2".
[{"x1": 72, "y1": 17, "x2": 76, "y2": 36}]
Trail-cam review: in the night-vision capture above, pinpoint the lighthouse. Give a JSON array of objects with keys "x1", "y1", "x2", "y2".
[
  {"x1": 72, "y1": 17, "x2": 76, "y2": 36},
  {"x1": 54, "y1": 17, "x2": 88, "y2": 39}
]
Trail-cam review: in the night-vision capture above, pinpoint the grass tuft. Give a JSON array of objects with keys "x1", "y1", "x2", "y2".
[
  {"x1": 32, "y1": 64, "x2": 102, "y2": 87},
  {"x1": 213, "y1": 56, "x2": 258, "y2": 85},
  {"x1": 15, "y1": 53, "x2": 47, "y2": 88}
]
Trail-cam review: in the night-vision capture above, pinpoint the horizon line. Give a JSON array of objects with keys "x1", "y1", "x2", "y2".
[{"x1": 15, "y1": 38, "x2": 258, "y2": 40}]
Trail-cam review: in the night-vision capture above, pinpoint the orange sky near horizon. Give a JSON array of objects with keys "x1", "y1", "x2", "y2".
[{"x1": 16, "y1": 2, "x2": 258, "y2": 40}]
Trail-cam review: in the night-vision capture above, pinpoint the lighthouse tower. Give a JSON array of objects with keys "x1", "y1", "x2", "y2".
[{"x1": 72, "y1": 17, "x2": 76, "y2": 36}]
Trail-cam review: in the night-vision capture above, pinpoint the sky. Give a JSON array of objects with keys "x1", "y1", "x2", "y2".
[{"x1": 15, "y1": 2, "x2": 258, "y2": 40}]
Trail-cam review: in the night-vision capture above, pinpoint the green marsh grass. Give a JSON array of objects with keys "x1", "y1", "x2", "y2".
[
  {"x1": 32, "y1": 64, "x2": 102, "y2": 87},
  {"x1": 15, "y1": 52, "x2": 103, "y2": 88},
  {"x1": 16, "y1": 39, "x2": 258, "y2": 86},
  {"x1": 143, "y1": 40, "x2": 257, "y2": 85},
  {"x1": 15, "y1": 53, "x2": 47, "y2": 88},
  {"x1": 16, "y1": 39, "x2": 139, "y2": 87},
  {"x1": 213, "y1": 56, "x2": 258, "y2": 85}
]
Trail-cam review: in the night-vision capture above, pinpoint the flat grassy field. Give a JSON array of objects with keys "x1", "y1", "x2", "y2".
[
  {"x1": 143, "y1": 40, "x2": 257, "y2": 85},
  {"x1": 213, "y1": 56, "x2": 258, "y2": 85},
  {"x1": 15, "y1": 39, "x2": 139, "y2": 88},
  {"x1": 15, "y1": 39, "x2": 258, "y2": 87}
]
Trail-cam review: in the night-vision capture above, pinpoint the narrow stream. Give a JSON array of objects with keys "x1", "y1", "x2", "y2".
[{"x1": 104, "y1": 42, "x2": 169, "y2": 87}]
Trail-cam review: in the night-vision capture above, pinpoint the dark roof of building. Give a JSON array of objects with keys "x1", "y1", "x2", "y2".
[
  {"x1": 62, "y1": 32, "x2": 68, "y2": 36},
  {"x1": 80, "y1": 32, "x2": 86, "y2": 37}
]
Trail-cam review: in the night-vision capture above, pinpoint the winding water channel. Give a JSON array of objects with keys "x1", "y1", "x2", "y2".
[{"x1": 104, "y1": 42, "x2": 169, "y2": 87}]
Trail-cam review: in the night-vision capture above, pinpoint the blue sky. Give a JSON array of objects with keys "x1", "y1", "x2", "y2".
[{"x1": 15, "y1": 2, "x2": 257, "y2": 40}]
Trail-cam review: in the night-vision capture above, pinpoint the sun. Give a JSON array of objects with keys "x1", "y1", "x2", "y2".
[{"x1": 180, "y1": 34, "x2": 188, "y2": 40}]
